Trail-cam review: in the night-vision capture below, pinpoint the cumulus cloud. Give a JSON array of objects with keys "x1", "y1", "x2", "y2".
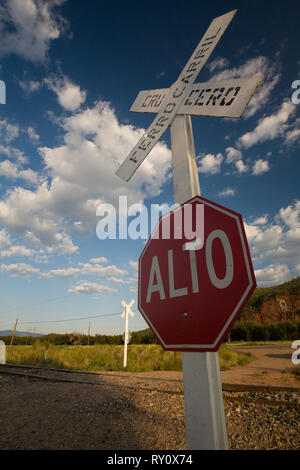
[
  {"x1": 245, "y1": 200, "x2": 300, "y2": 286},
  {"x1": 0, "y1": 119, "x2": 19, "y2": 143},
  {"x1": 90, "y1": 257, "x2": 108, "y2": 264},
  {"x1": 252, "y1": 215, "x2": 268, "y2": 226},
  {"x1": 235, "y1": 160, "x2": 248, "y2": 174},
  {"x1": 224, "y1": 147, "x2": 249, "y2": 174},
  {"x1": 1, "y1": 262, "x2": 40, "y2": 278},
  {"x1": 210, "y1": 55, "x2": 281, "y2": 118},
  {"x1": 255, "y1": 264, "x2": 292, "y2": 287},
  {"x1": 68, "y1": 281, "x2": 117, "y2": 296},
  {"x1": 198, "y1": 153, "x2": 223, "y2": 174},
  {"x1": 1, "y1": 245, "x2": 35, "y2": 258},
  {"x1": 2, "y1": 256, "x2": 128, "y2": 287},
  {"x1": 42, "y1": 267, "x2": 80, "y2": 279},
  {"x1": 225, "y1": 147, "x2": 242, "y2": 164},
  {"x1": 0, "y1": 0, "x2": 67, "y2": 63},
  {"x1": 238, "y1": 101, "x2": 295, "y2": 149},
  {"x1": 0, "y1": 160, "x2": 39, "y2": 184},
  {"x1": 252, "y1": 159, "x2": 270, "y2": 175},
  {"x1": 218, "y1": 188, "x2": 235, "y2": 197},
  {"x1": 0, "y1": 100, "x2": 171, "y2": 250},
  {"x1": 207, "y1": 56, "x2": 230, "y2": 73},
  {"x1": 44, "y1": 75, "x2": 87, "y2": 111}
]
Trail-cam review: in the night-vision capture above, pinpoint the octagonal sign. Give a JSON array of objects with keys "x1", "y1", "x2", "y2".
[{"x1": 138, "y1": 195, "x2": 256, "y2": 352}]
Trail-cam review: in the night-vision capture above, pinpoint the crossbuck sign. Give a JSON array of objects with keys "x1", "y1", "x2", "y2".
[
  {"x1": 116, "y1": 9, "x2": 262, "y2": 182},
  {"x1": 115, "y1": 9, "x2": 262, "y2": 451}
]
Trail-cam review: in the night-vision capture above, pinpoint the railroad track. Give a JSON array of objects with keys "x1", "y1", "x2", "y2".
[{"x1": 0, "y1": 363, "x2": 299, "y2": 410}]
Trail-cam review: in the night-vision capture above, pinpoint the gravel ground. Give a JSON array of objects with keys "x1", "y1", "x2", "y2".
[{"x1": 0, "y1": 372, "x2": 299, "y2": 450}]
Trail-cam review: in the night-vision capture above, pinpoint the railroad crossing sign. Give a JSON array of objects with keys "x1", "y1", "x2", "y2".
[
  {"x1": 138, "y1": 195, "x2": 256, "y2": 352},
  {"x1": 130, "y1": 76, "x2": 263, "y2": 118},
  {"x1": 116, "y1": 9, "x2": 262, "y2": 182},
  {"x1": 121, "y1": 299, "x2": 134, "y2": 368},
  {"x1": 115, "y1": 9, "x2": 260, "y2": 451}
]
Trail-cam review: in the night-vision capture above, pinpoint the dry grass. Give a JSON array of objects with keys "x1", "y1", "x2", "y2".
[{"x1": 6, "y1": 343, "x2": 252, "y2": 372}]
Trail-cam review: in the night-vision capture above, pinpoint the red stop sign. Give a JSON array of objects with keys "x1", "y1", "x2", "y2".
[{"x1": 138, "y1": 195, "x2": 256, "y2": 352}]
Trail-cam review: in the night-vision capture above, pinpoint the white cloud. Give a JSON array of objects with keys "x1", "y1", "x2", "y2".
[
  {"x1": 207, "y1": 57, "x2": 230, "y2": 73},
  {"x1": 238, "y1": 101, "x2": 295, "y2": 149},
  {"x1": 0, "y1": 119, "x2": 19, "y2": 143},
  {"x1": 210, "y1": 56, "x2": 281, "y2": 118},
  {"x1": 218, "y1": 188, "x2": 235, "y2": 197},
  {"x1": 1, "y1": 262, "x2": 40, "y2": 278},
  {"x1": 68, "y1": 281, "x2": 117, "y2": 296},
  {"x1": 45, "y1": 76, "x2": 87, "y2": 111},
  {"x1": 235, "y1": 160, "x2": 248, "y2": 174},
  {"x1": 19, "y1": 79, "x2": 41, "y2": 95},
  {"x1": 278, "y1": 200, "x2": 300, "y2": 229},
  {"x1": 225, "y1": 147, "x2": 242, "y2": 164},
  {"x1": 252, "y1": 159, "x2": 270, "y2": 175},
  {"x1": 0, "y1": 0, "x2": 67, "y2": 63},
  {"x1": 245, "y1": 200, "x2": 300, "y2": 285},
  {"x1": 42, "y1": 267, "x2": 80, "y2": 279},
  {"x1": 0, "y1": 100, "x2": 171, "y2": 251},
  {"x1": 90, "y1": 257, "x2": 108, "y2": 264},
  {"x1": 129, "y1": 259, "x2": 138, "y2": 271},
  {"x1": 255, "y1": 264, "x2": 292, "y2": 287},
  {"x1": 252, "y1": 215, "x2": 268, "y2": 225},
  {"x1": 0, "y1": 229, "x2": 11, "y2": 249},
  {"x1": 285, "y1": 128, "x2": 300, "y2": 145},
  {"x1": 1, "y1": 245, "x2": 35, "y2": 258},
  {"x1": 27, "y1": 126, "x2": 40, "y2": 143},
  {"x1": 45, "y1": 233, "x2": 78, "y2": 255},
  {"x1": 0, "y1": 160, "x2": 39, "y2": 184},
  {"x1": 198, "y1": 153, "x2": 223, "y2": 174},
  {"x1": 284, "y1": 118, "x2": 300, "y2": 147},
  {"x1": 79, "y1": 262, "x2": 127, "y2": 278}
]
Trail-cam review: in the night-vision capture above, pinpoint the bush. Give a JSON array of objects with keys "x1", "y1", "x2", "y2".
[{"x1": 230, "y1": 321, "x2": 300, "y2": 342}]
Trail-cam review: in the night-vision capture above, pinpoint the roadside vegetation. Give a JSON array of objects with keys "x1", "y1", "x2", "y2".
[{"x1": 5, "y1": 343, "x2": 252, "y2": 372}]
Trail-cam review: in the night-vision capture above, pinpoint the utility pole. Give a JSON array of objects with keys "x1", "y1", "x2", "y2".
[
  {"x1": 88, "y1": 322, "x2": 91, "y2": 346},
  {"x1": 10, "y1": 317, "x2": 18, "y2": 346}
]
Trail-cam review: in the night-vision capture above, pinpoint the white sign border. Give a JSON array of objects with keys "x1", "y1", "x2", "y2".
[{"x1": 138, "y1": 195, "x2": 255, "y2": 351}]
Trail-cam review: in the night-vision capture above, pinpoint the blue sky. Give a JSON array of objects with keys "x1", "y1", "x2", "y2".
[{"x1": 0, "y1": 0, "x2": 299, "y2": 336}]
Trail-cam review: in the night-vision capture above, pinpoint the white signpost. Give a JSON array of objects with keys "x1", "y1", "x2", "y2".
[
  {"x1": 121, "y1": 299, "x2": 135, "y2": 368},
  {"x1": 0, "y1": 340, "x2": 5, "y2": 364},
  {"x1": 116, "y1": 9, "x2": 262, "y2": 450}
]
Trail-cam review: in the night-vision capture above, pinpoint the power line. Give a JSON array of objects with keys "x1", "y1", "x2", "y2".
[
  {"x1": 19, "y1": 311, "x2": 122, "y2": 325},
  {"x1": 0, "y1": 295, "x2": 70, "y2": 316}
]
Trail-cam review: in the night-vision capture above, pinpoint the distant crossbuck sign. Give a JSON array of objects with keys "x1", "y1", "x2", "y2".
[{"x1": 116, "y1": 9, "x2": 263, "y2": 182}]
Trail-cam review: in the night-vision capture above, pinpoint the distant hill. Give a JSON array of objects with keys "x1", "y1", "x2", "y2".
[
  {"x1": 239, "y1": 277, "x2": 300, "y2": 323},
  {"x1": 0, "y1": 330, "x2": 43, "y2": 337}
]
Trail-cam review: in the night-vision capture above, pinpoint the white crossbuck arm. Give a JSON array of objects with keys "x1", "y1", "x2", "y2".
[
  {"x1": 121, "y1": 299, "x2": 135, "y2": 318},
  {"x1": 130, "y1": 77, "x2": 263, "y2": 118},
  {"x1": 115, "y1": 9, "x2": 237, "y2": 182}
]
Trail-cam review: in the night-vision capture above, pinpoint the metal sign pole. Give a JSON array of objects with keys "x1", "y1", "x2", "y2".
[{"x1": 170, "y1": 114, "x2": 228, "y2": 450}]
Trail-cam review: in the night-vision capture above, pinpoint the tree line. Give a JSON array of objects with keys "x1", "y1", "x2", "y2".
[{"x1": 1, "y1": 321, "x2": 300, "y2": 346}]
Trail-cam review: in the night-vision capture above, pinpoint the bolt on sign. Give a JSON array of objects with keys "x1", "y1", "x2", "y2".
[{"x1": 138, "y1": 196, "x2": 256, "y2": 352}]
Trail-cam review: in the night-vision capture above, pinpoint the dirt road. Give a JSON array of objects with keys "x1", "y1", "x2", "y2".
[{"x1": 0, "y1": 346, "x2": 298, "y2": 450}]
